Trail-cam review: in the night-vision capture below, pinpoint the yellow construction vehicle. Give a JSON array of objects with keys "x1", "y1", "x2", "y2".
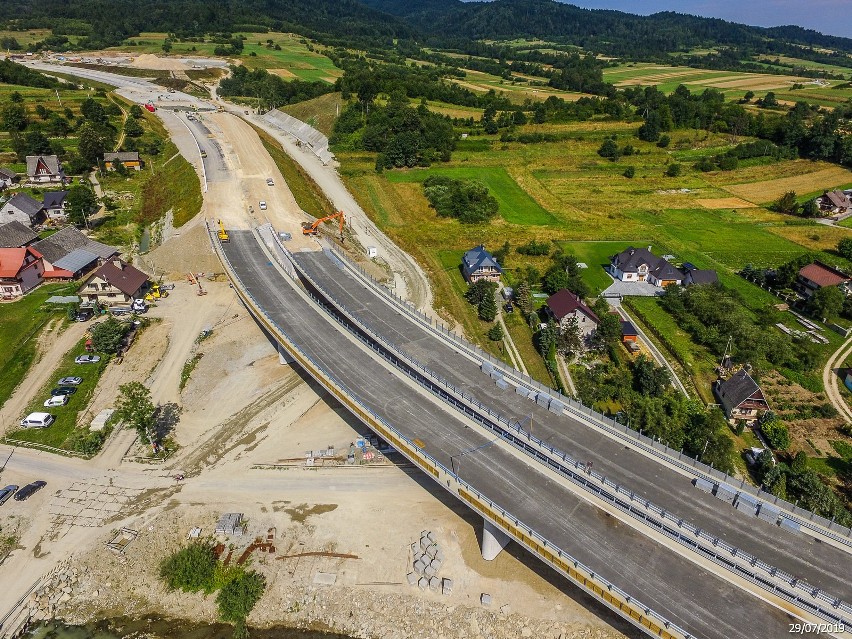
[
  {"x1": 301, "y1": 211, "x2": 345, "y2": 242},
  {"x1": 217, "y1": 219, "x2": 230, "y2": 243},
  {"x1": 144, "y1": 279, "x2": 169, "y2": 302}
]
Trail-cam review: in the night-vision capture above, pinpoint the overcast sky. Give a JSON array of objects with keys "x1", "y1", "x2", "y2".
[{"x1": 559, "y1": 0, "x2": 852, "y2": 39}]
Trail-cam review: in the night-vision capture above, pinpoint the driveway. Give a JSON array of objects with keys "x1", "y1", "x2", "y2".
[{"x1": 601, "y1": 278, "x2": 662, "y2": 298}]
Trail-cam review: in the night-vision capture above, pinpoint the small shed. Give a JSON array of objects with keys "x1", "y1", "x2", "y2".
[
  {"x1": 621, "y1": 320, "x2": 638, "y2": 343},
  {"x1": 367, "y1": 246, "x2": 377, "y2": 258}
]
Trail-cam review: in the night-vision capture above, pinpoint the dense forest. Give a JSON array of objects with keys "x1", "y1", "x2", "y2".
[{"x1": 3, "y1": 0, "x2": 852, "y2": 70}]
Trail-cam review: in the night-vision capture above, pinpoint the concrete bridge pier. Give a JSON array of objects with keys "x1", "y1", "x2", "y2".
[
  {"x1": 278, "y1": 344, "x2": 295, "y2": 364},
  {"x1": 481, "y1": 519, "x2": 511, "y2": 560}
]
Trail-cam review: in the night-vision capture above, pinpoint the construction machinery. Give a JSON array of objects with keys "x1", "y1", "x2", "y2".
[
  {"x1": 217, "y1": 219, "x2": 230, "y2": 243},
  {"x1": 144, "y1": 279, "x2": 169, "y2": 302},
  {"x1": 188, "y1": 273, "x2": 207, "y2": 296},
  {"x1": 302, "y1": 211, "x2": 345, "y2": 241}
]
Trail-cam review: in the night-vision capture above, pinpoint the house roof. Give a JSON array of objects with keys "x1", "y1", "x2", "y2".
[
  {"x1": 3, "y1": 193, "x2": 44, "y2": 220},
  {"x1": 26, "y1": 155, "x2": 61, "y2": 177},
  {"x1": 0, "y1": 246, "x2": 41, "y2": 278},
  {"x1": 717, "y1": 369, "x2": 767, "y2": 414},
  {"x1": 823, "y1": 190, "x2": 851, "y2": 209},
  {"x1": 611, "y1": 246, "x2": 657, "y2": 273},
  {"x1": 621, "y1": 320, "x2": 638, "y2": 336},
  {"x1": 546, "y1": 289, "x2": 599, "y2": 323},
  {"x1": 103, "y1": 151, "x2": 140, "y2": 162},
  {"x1": 32, "y1": 226, "x2": 117, "y2": 264},
  {"x1": 0, "y1": 221, "x2": 38, "y2": 248},
  {"x1": 798, "y1": 261, "x2": 850, "y2": 288},
  {"x1": 687, "y1": 269, "x2": 719, "y2": 285},
  {"x1": 0, "y1": 167, "x2": 16, "y2": 180},
  {"x1": 53, "y1": 248, "x2": 99, "y2": 274},
  {"x1": 650, "y1": 259, "x2": 684, "y2": 282},
  {"x1": 42, "y1": 191, "x2": 69, "y2": 208},
  {"x1": 89, "y1": 259, "x2": 148, "y2": 296},
  {"x1": 462, "y1": 245, "x2": 503, "y2": 277}
]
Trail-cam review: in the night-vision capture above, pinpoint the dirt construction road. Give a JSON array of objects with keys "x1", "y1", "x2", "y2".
[{"x1": 823, "y1": 335, "x2": 852, "y2": 423}]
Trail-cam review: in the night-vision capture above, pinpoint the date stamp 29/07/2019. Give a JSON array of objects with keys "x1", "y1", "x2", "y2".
[{"x1": 789, "y1": 623, "x2": 846, "y2": 634}]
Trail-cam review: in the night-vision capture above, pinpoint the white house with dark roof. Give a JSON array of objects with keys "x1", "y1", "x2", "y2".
[
  {"x1": 0, "y1": 167, "x2": 18, "y2": 190},
  {"x1": 42, "y1": 191, "x2": 69, "y2": 221},
  {"x1": 461, "y1": 245, "x2": 502, "y2": 284},
  {"x1": 0, "y1": 193, "x2": 46, "y2": 227},
  {"x1": 80, "y1": 259, "x2": 149, "y2": 304},
  {"x1": 714, "y1": 369, "x2": 769, "y2": 425},
  {"x1": 26, "y1": 155, "x2": 65, "y2": 184},
  {"x1": 545, "y1": 289, "x2": 599, "y2": 337},
  {"x1": 609, "y1": 246, "x2": 684, "y2": 288}
]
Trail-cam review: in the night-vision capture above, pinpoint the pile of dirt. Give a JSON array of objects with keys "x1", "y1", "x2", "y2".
[
  {"x1": 142, "y1": 223, "x2": 222, "y2": 278},
  {"x1": 130, "y1": 54, "x2": 189, "y2": 71}
]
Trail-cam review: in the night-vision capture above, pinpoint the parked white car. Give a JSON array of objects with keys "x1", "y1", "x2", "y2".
[
  {"x1": 20, "y1": 413, "x2": 55, "y2": 429},
  {"x1": 74, "y1": 355, "x2": 101, "y2": 364},
  {"x1": 44, "y1": 395, "x2": 69, "y2": 408},
  {"x1": 259, "y1": 200, "x2": 267, "y2": 210}
]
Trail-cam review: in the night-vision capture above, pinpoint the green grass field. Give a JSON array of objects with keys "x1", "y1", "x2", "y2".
[
  {"x1": 385, "y1": 167, "x2": 560, "y2": 226},
  {"x1": 7, "y1": 336, "x2": 109, "y2": 451},
  {"x1": 0, "y1": 285, "x2": 76, "y2": 408}
]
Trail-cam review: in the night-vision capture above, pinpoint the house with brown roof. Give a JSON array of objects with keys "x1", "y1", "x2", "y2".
[
  {"x1": 0, "y1": 246, "x2": 45, "y2": 298},
  {"x1": 545, "y1": 289, "x2": 599, "y2": 337},
  {"x1": 714, "y1": 369, "x2": 770, "y2": 425},
  {"x1": 26, "y1": 155, "x2": 65, "y2": 184},
  {"x1": 79, "y1": 259, "x2": 149, "y2": 305},
  {"x1": 816, "y1": 190, "x2": 852, "y2": 215},
  {"x1": 795, "y1": 261, "x2": 850, "y2": 299},
  {"x1": 609, "y1": 246, "x2": 683, "y2": 288},
  {"x1": 103, "y1": 152, "x2": 143, "y2": 171}
]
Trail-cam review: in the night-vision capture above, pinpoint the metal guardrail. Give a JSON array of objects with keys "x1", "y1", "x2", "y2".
[
  {"x1": 1, "y1": 438, "x2": 87, "y2": 459},
  {"x1": 282, "y1": 240, "x2": 852, "y2": 628},
  {"x1": 208, "y1": 222, "x2": 693, "y2": 639},
  {"x1": 326, "y1": 245, "x2": 852, "y2": 548}
]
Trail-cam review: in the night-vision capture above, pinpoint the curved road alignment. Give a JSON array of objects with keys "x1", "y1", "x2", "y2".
[
  {"x1": 280, "y1": 241, "x2": 851, "y2": 631},
  {"x1": 215, "y1": 226, "x2": 828, "y2": 639},
  {"x1": 325, "y1": 245, "x2": 852, "y2": 551}
]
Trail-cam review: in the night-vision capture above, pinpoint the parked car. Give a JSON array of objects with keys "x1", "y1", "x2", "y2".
[
  {"x1": 20, "y1": 413, "x2": 54, "y2": 429},
  {"x1": 14, "y1": 481, "x2": 47, "y2": 501},
  {"x1": 266, "y1": 178, "x2": 274, "y2": 186},
  {"x1": 57, "y1": 376, "x2": 82, "y2": 386},
  {"x1": 0, "y1": 485, "x2": 18, "y2": 506},
  {"x1": 200, "y1": 150, "x2": 207, "y2": 158},
  {"x1": 259, "y1": 200, "x2": 267, "y2": 210},
  {"x1": 44, "y1": 395, "x2": 69, "y2": 408},
  {"x1": 74, "y1": 355, "x2": 100, "y2": 364},
  {"x1": 504, "y1": 303, "x2": 514, "y2": 314},
  {"x1": 75, "y1": 309, "x2": 93, "y2": 322},
  {"x1": 51, "y1": 387, "x2": 76, "y2": 397}
]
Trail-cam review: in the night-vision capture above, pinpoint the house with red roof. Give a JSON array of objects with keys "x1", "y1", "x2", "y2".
[
  {"x1": 0, "y1": 246, "x2": 45, "y2": 299},
  {"x1": 545, "y1": 289, "x2": 599, "y2": 338},
  {"x1": 795, "y1": 261, "x2": 850, "y2": 299}
]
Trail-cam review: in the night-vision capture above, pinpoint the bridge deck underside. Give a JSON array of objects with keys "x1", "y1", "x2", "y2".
[{"x1": 223, "y1": 232, "x2": 811, "y2": 639}]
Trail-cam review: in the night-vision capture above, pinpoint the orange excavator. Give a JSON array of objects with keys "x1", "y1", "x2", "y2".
[{"x1": 302, "y1": 211, "x2": 345, "y2": 241}]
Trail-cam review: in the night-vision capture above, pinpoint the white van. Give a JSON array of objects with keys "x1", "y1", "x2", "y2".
[{"x1": 20, "y1": 413, "x2": 55, "y2": 429}]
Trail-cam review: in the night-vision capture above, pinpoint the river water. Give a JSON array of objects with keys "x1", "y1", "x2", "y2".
[{"x1": 26, "y1": 618, "x2": 354, "y2": 639}]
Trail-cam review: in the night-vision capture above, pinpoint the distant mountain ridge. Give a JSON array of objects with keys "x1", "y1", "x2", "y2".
[{"x1": 2, "y1": 0, "x2": 852, "y2": 61}]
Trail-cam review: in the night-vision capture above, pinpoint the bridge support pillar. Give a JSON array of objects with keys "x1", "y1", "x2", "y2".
[
  {"x1": 278, "y1": 344, "x2": 294, "y2": 365},
  {"x1": 481, "y1": 519, "x2": 511, "y2": 561}
]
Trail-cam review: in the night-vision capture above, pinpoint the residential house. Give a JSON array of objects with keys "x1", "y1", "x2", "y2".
[
  {"x1": 42, "y1": 191, "x2": 69, "y2": 221},
  {"x1": 26, "y1": 155, "x2": 65, "y2": 184},
  {"x1": 545, "y1": 289, "x2": 599, "y2": 337},
  {"x1": 609, "y1": 246, "x2": 683, "y2": 288},
  {"x1": 682, "y1": 263, "x2": 719, "y2": 286},
  {"x1": 0, "y1": 246, "x2": 45, "y2": 298},
  {"x1": 0, "y1": 221, "x2": 39, "y2": 248},
  {"x1": 816, "y1": 190, "x2": 852, "y2": 215},
  {"x1": 715, "y1": 369, "x2": 769, "y2": 425},
  {"x1": 33, "y1": 226, "x2": 117, "y2": 279},
  {"x1": 0, "y1": 167, "x2": 18, "y2": 190},
  {"x1": 461, "y1": 245, "x2": 502, "y2": 284},
  {"x1": 795, "y1": 261, "x2": 850, "y2": 299},
  {"x1": 103, "y1": 152, "x2": 143, "y2": 171},
  {"x1": 0, "y1": 193, "x2": 46, "y2": 227},
  {"x1": 79, "y1": 259, "x2": 149, "y2": 305}
]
